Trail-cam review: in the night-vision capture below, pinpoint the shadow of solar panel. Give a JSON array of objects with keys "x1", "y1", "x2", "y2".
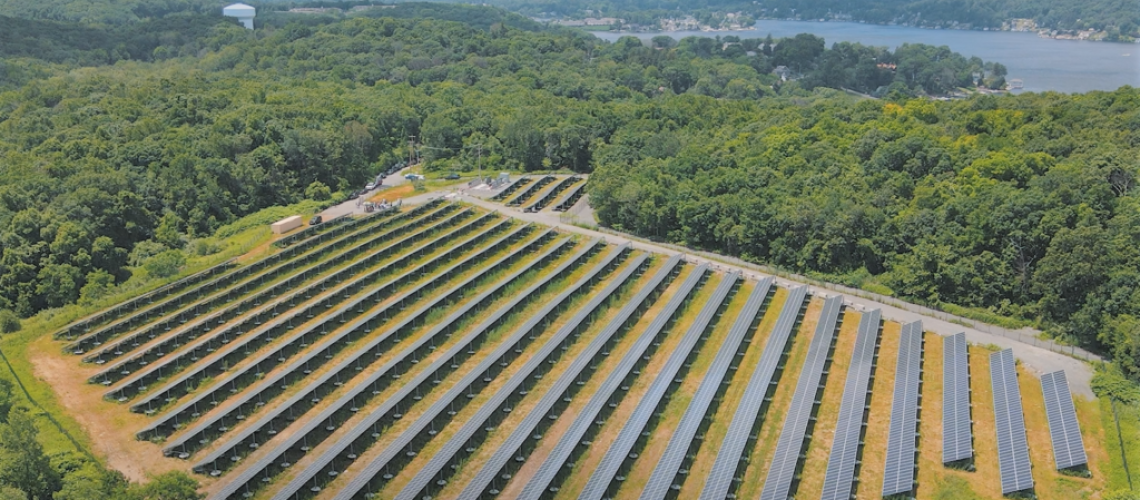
[
  {"x1": 881, "y1": 321, "x2": 924, "y2": 498},
  {"x1": 1041, "y1": 370, "x2": 1087, "y2": 471},
  {"x1": 818, "y1": 308, "x2": 882, "y2": 500},
  {"x1": 639, "y1": 278, "x2": 775, "y2": 500},
  {"x1": 759, "y1": 294, "x2": 844, "y2": 500},
  {"x1": 699, "y1": 286, "x2": 811, "y2": 500},
  {"x1": 577, "y1": 272, "x2": 741, "y2": 500},
  {"x1": 991, "y1": 349, "x2": 1034, "y2": 495},
  {"x1": 942, "y1": 332, "x2": 973, "y2": 465}
]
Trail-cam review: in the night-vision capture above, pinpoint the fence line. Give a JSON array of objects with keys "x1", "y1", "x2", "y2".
[{"x1": 593, "y1": 227, "x2": 1103, "y2": 363}]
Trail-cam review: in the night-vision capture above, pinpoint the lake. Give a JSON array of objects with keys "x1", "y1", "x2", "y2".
[{"x1": 592, "y1": 20, "x2": 1140, "y2": 94}]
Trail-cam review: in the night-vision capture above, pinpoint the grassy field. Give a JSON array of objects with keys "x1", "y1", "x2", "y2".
[
  {"x1": 852, "y1": 319, "x2": 902, "y2": 499},
  {"x1": 0, "y1": 201, "x2": 310, "y2": 480}
]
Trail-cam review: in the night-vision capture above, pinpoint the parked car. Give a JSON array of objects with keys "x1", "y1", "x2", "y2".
[
  {"x1": 445, "y1": 172, "x2": 460, "y2": 180},
  {"x1": 309, "y1": 215, "x2": 323, "y2": 225},
  {"x1": 365, "y1": 182, "x2": 376, "y2": 191},
  {"x1": 363, "y1": 202, "x2": 376, "y2": 213}
]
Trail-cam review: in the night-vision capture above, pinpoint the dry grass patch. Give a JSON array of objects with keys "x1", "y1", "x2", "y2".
[
  {"x1": 851, "y1": 320, "x2": 901, "y2": 499},
  {"x1": 965, "y1": 344, "x2": 1002, "y2": 499},
  {"x1": 792, "y1": 309, "x2": 862, "y2": 500},
  {"x1": 916, "y1": 331, "x2": 946, "y2": 498},
  {"x1": 733, "y1": 296, "x2": 823, "y2": 500},
  {"x1": 1019, "y1": 366, "x2": 1106, "y2": 500}
]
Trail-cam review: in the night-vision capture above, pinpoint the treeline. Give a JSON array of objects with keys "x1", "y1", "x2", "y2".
[
  {"x1": 468, "y1": 0, "x2": 1139, "y2": 39},
  {"x1": 0, "y1": 10, "x2": 1003, "y2": 319},
  {"x1": 589, "y1": 89, "x2": 1140, "y2": 375},
  {"x1": 0, "y1": 380, "x2": 201, "y2": 500}
]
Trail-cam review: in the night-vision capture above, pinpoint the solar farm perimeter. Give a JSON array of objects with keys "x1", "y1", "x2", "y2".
[{"x1": 43, "y1": 199, "x2": 1109, "y2": 500}]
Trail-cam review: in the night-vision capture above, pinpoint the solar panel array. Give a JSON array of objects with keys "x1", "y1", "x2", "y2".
[
  {"x1": 992, "y1": 348, "x2": 1034, "y2": 495},
  {"x1": 207, "y1": 239, "x2": 611, "y2": 500},
  {"x1": 639, "y1": 277, "x2": 774, "y2": 500},
  {"x1": 819, "y1": 308, "x2": 882, "y2": 500},
  {"x1": 699, "y1": 285, "x2": 809, "y2": 500},
  {"x1": 578, "y1": 272, "x2": 741, "y2": 500},
  {"x1": 881, "y1": 321, "x2": 924, "y2": 498},
  {"x1": 1041, "y1": 370, "x2": 1088, "y2": 471},
  {"x1": 517, "y1": 265, "x2": 709, "y2": 500},
  {"x1": 942, "y1": 332, "x2": 973, "y2": 464},
  {"x1": 759, "y1": 294, "x2": 844, "y2": 500}
]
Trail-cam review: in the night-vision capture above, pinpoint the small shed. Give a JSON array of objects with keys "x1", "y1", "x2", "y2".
[{"x1": 271, "y1": 215, "x2": 302, "y2": 234}]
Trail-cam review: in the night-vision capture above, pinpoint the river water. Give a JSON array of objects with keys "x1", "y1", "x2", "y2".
[{"x1": 592, "y1": 20, "x2": 1139, "y2": 93}]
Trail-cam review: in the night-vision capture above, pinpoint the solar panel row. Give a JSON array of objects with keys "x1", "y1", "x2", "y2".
[
  {"x1": 992, "y1": 348, "x2": 1034, "y2": 495},
  {"x1": 389, "y1": 254, "x2": 662, "y2": 500},
  {"x1": 517, "y1": 265, "x2": 710, "y2": 500},
  {"x1": 699, "y1": 286, "x2": 810, "y2": 500},
  {"x1": 205, "y1": 240, "x2": 608, "y2": 500},
  {"x1": 819, "y1": 308, "x2": 882, "y2": 500},
  {"x1": 454, "y1": 257, "x2": 687, "y2": 500},
  {"x1": 639, "y1": 277, "x2": 775, "y2": 500},
  {"x1": 882, "y1": 321, "x2": 924, "y2": 498},
  {"x1": 759, "y1": 294, "x2": 845, "y2": 500},
  {"x1": 154, "y1": 227, "x2": 555, "y2": 453},
  {"x1": 942, "y1": 332, "x2": 973, "y2": 465},
  {"x1": 578, "y1": 272, "x2": 741, "y2": 500},
  {"x1": 279, "y1": 245, "x2": 638, "y2": 500},
  {"x1": 1041, "y1": 370, "x2": 1087, "y2": 471}
]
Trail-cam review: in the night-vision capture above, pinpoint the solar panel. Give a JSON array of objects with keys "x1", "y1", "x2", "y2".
[
  {"x1": 758, "y1": 294, "x2": 844, "y2": 500},
  {"x1": 942, "y1": 332, "x2": 973, "y2": 464},
  {"x1": 639, "y1": 277, "x2": 774, "y2": 500},
  {"x1": 991, "y1": 348, "x2": 1034, "y2": 495},
  {"x1": 882, "y1": 321, "x2": 924, "y2": 497},
  {"x1": 1041, "y1": 370, "x2": 1087, "y2": 471},
  {"x1": 819, "y1": 308, "x2": 882, "y2": 500},
  {"x1": 699, "y1": 286, "x2": 810, "y2": 500},
  {"x1": 516, "y1": 264, "x2": 709, "y2": 500},
  {"x1": 578, "y1": 272, "x2": 741, "y2": 500}
]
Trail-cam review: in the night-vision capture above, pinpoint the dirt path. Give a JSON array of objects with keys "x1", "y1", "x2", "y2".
[
  {"x1": 793, "y1": 309, "x2": 862, "y2": 500},
  {"x1": 29, "y1": 336, "x2": 187, "y2": 484},
  {"x1": 453, "y1": 195, "x2": 1095, "y2": 397}
]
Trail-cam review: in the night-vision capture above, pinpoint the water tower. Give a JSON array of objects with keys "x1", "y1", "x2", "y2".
[{"x1": 223, "y1": 3, "x2": 256, "y2": 29}]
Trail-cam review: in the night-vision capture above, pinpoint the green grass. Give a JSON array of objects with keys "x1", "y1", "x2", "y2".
[
  {"x1": 931, "y1": 476, "x2": 985, "y2": 500},
  {"x1": 1102, "y1": 396, "x2": 1140, "y2": 491}
]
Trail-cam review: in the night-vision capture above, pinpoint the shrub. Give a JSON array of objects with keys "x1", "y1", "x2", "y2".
[
  {"x1": 0, "y1": 310, "x2": 20, "y2": 334},
  {"x1": 142, "y1": 250, "x2": 186, "y2": 279}
]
